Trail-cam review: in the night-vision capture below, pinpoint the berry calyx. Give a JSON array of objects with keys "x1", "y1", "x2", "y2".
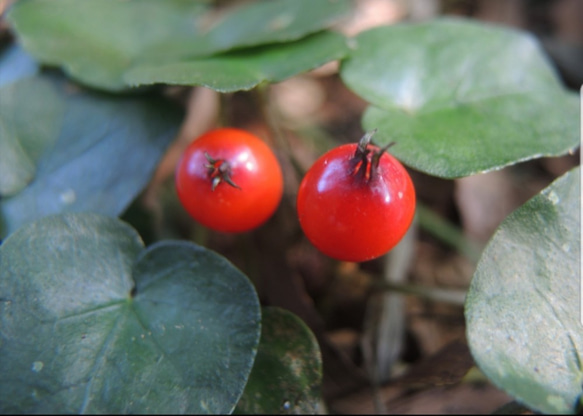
[
  {"x1": 350, "y1": 129, "x2": 395, "y2": 182},
  {"x1": 204, "y1": 152, "x2": 241, "y2": 191}
]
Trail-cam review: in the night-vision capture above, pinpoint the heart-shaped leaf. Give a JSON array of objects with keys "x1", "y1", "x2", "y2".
[
  {"x1": 0, "y1": 74, "x2": 182, "y2": 237},
  {"x1": 465, "y1": 166, "x2": 582, "y2": 414},
  {"x1": 126, "y1": 31, "x2": 348, "y2": 92},
  {"x1": 0, "y1": 212, "x2": 261, "y2": 414},
  {"x1": 8, "y1": 0, "x2": 351, "y2": 91},
  {"x1": 340, "y1": 18, "x2": 579, "y2": 178},
  {"x1": 234, "y1": 307, "x2": 323, "y2": 414}
]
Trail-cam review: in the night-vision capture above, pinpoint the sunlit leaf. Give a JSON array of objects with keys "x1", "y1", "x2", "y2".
[
  {"x1": 8, "y1": 0, "x2": 351, "y2": 91},
  {"x1": 340, "y1": 18, "x2": 579, "y2": 178}
]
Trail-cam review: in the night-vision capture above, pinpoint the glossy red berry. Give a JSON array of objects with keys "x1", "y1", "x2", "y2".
[
  {"x1": 176, "y1": 128, "x2": 283, "y2": 233},
  {"x1": 297, "y1": 131, "x2": 416, "y2": 262}
]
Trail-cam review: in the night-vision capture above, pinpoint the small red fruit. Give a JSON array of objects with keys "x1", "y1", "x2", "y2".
[
  {"x1": 176, "y1": 128, "x2": 283, "y2": 233},
  {"x1": 297, "y1": 131, "x2": 416, "y2": 262}
]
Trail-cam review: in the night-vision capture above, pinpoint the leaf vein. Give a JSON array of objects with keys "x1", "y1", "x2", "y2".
[{"x1": 79, "y1": 311, "x2": 126, "y2": 414}]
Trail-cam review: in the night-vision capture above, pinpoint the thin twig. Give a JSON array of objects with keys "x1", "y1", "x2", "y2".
[
  {"x1": 372, "y1": 281, "x2": 467, "y2": 306},
  {"x1": 416, "y1": 203, "x2": 483, "y2": 263},
  {"x1": 254, "y1": 83, "x2": 306, "y2": 180}
]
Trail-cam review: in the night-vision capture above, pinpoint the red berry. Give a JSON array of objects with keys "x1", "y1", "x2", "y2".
[
  {"x1": 176, "y1": 128, "x2": 283, "y2": 233},
  {"x1": 297, "y1": 131, "x2": 416, "y2": 262}
]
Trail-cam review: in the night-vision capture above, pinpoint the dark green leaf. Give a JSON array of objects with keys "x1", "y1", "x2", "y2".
[
  {"x1": 0, "y1": 77, "x2": 63, "y2": 196},
  {"x1": 8, "y1": 0, "x2": 351, "y2": 91},
  {"x1": 0, "y1": 44, "x2": 38, "y2": 87},
  {"x1": 465, "y1": 166, "x2": 582, "y2": 414},
  {"x1": 234, "y1": 307, "x2": 322, "y2": 414},
  {"x1": 340, "y1": 18, "x2": 579, "y2": 178},
  {"x1": 0, "y1": 75, "x2": 182, "y2": 237},
  {"x1": 0, "y1": 212, "x2": 261, "y2": 414},
  {"x1": 126, "y1": 31, "x2": 348, "y2": 92}
]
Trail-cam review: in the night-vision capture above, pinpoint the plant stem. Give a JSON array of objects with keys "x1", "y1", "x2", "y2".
[
  {"x1": 372, "y1": 281, "x2": 467, "y2": 306},
  {"x1": 254, "y1": 83, "x2": 306, "y2": 180},
  {"x1": 191, "y1": 224, "x2": 209, "y2": 247},
  {"x1": 217, "y1": 91, "x2": 231, "y2": 127},
  {"x1": 416, "y1": 203, "x2": 483, "y2": 263}
]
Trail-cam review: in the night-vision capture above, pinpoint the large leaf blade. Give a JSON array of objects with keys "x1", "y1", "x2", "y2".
[
  {"x1": 8, "y1": 0, "x2": 351, "y2": 91},
  {"x1": 7, "y1": 0, "x2": 209, "y2": 90},
  {"x1": 0, "y1": 213, "x2": 261, "y2": 414},
  {"x1": 0, "y1": 44, "x2": 38, "y2": 87},
  {"x1": 0, "y1": 77, "x2": 63, "y2": 196},
  {"x1": 126, "y1": 31, "x2": 348, "y2": 92},
  {"x1": 465, "y1": 166, "x2": 582, "y2": 414},
  {"x1": 341, "y1": 18, "x2": 562, "y2": 111},
  {"x1": 340, "y1": 18, "x2": 579, "y2": 178},
  {"x1": 0, "y1": 74, "x2": 182, "y2": 237},
  {"x1": 362, "y1": 90, "x2": 578, "y2": 178},
  {"x1": 146, "y1": 0, "x2": 351, "y2": 58}
]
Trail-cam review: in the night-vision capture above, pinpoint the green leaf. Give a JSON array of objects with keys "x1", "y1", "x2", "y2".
[
  {"x1": 8, "y1": 0, "x2": 351, "y2": 91},
  {"x1": 465, "y1": 166, "x2": 582, "y2": 414},
  {"x1": 147, "y1": 0, "x2": 352, "y2": 59},
  {"x1": 0, "y1": 75, "x2": 182, "y2": 238},
  {"x1": 7, "y1": 0, "x2": 209, "y2": 91},
  {"x1": 340, "y1": 18, "x2": 579, "y2": 178},
  {"x1": 234, "y1": 307, "x2": 322, "y2": 414},
  {"x1": 126, "y1": 31, "x2": 348, "y2": 92},
  {"x1": 0, "y1": 212, "x2": 261, "y2": 414},
  {"x1": 0, "y1": 77, "x2": 63, "y2": 196},
  {"x1": 0, "y1": 44, "x2": 38, "y2": 87},
  {"x1": 362, "y1": 91, "x2": 578, "y2": 178}
]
